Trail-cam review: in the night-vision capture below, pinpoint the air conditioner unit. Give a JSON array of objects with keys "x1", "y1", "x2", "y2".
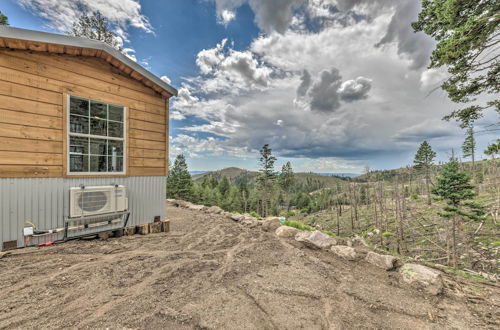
[{"x1": 70, "y1": 185, "x2": 128, "y2": 218}]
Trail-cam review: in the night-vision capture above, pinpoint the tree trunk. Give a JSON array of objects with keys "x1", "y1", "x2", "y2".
[
  {"x1": 452, "y1": 214, "x2": 457, "y2": 268},
  {"x1": 425, "y1": 169, "x2": 431, "y2": 205}
]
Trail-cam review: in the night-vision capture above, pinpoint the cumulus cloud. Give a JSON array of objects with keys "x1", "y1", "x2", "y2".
[
  {"x1": 195, "y1": 39, "x2": 272, "y2": 90},
  {"x1": 393, "y1": 120, "x2": 460, "y2": 142},
  {"x1": 309, "y1": 68, "x2": 343, "y2": 112},
  {"x1": 296, "y1": 69, "x2": 311, "y2": 97},
  {"x1": 122, "y1": 48, "x2": 137, "y2": 62},
  {"x1": 338, "y1": 76, "x2": 372, "y2": 102},
  {"x1": 214, "y1": 0, "x2": 306, "y2": 34},
  {"x1": 18, "y1": 0, "x2": 153, "y2": 42}
]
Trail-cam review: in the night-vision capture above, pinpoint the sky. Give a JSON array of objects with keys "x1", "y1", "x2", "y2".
[{"x1": 2, "y1": 0, "x2": 498, "y2": 173}]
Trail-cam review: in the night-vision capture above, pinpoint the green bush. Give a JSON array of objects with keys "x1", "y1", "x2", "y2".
[
  {"x1": 250, "y1": 211, "x2": 261, "y2": 218},
  {"x1": 281, "y1": 220, "x2": 335, "y2": 237},
  {"x1": 411, "y1": 193, "x2": 419, "y2": 200}
]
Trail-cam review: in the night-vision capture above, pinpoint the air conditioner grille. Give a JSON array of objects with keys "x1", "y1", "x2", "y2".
[{"x1": 78, "y1": 191, "x2": 108, "y2": 212}]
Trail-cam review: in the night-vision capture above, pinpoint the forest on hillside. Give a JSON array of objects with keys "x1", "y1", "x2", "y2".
[{"x1": 167, "y1": 139, "x2": 499, "y2": 278}]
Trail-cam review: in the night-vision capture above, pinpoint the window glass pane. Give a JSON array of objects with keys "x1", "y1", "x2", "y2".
[
  {"x1": 108, "y1": 121, "x2": 124, "y2": 138},
  {"x1": 90, "y1": 118, "x2": 107, "y2": 136},
  {"x1": 69, "y1": 136, "x2": 89, "y2": 154},
  {"x1": 70, "y1": 115, "x2": 89, "y2": 134},
  {"x1": 90, "y1": 101, "x2": 107, "y2": 120},
  {"x1": 89, "y1": 138, "x2": 107, "y2": 155},
  {"x1": 70, "y1": 97, "x2": 88, "y2": 116},
  {"x1": 108, "y1": 140, "x2": 124, "y2": 157},
  {"x1": 109, "y1": 105, "x2": 123, "y2": 122},
  {"x1": 89, "y1": 155, "x2": 107, "y2": 172},
  {"x1": 70, "y1": 154, "x2": 89, "y2": 172},
  {"x1": 108, "y1": 156, "x2": 123, "y2": 172}
]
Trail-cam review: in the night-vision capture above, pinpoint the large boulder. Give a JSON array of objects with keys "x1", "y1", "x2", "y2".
[
  {"x1": 206, "y1": 206, "x2": 223, "y2": 214},
  {"x1": 241, "y1": 218, "x2": 259, "y2": 228},
  {"x1": 365, "y1": 251, "x2": 399, "y2": 270},
  {"x1": 275, "y1": 226, "x2": 300, "y2": 238},
  {"x1": 399, "y1": 263, "x2": 444, "y2": 295},
  {"x1": 331, "y1": 245, "x2": 357, "y2": 261},
  {"x1": 295, "y1": 230, "x2": 336, "y2": 249},
  {"x1": 230, "y1": 213, "x2": 245, "y2": 222},
  {"x1": 261, "y1": 218, "x2": 281, "y2": 232}
]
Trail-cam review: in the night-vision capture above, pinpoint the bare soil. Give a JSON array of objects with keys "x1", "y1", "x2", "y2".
[{"x1": 0, "y1": 203, "x2": 498, "y2": 329}]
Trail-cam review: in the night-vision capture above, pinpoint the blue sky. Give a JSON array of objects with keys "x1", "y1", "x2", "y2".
[{"x1": 2, "y1": 0, "x2": 498, "y2": 173}]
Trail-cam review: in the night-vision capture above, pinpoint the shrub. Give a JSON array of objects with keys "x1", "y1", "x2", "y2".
[
  {"x1": 411, "y1": 193, "x2": 419, "y2": 200},
  {"x1": 249, "y1": 211, "x2": 261, "y2": 218}
]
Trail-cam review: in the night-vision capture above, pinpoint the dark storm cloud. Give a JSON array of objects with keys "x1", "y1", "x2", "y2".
[
  {"x1": 309, "y1": 68, "x2": 343, "y2": 112},
  {"x1": 375, "y1": 0, "x2": 435, "y2": 70}
]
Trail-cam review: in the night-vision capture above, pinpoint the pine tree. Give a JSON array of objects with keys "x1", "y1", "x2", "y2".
[
  {"x1": 257, "y1": 144, "x2": 277, "y2": 216},
  {"x1": 71, "y1": 11, "x2": 120, "y2": 49},
  {"x1": 0, "y1": 11, "x2": 8, "y2": 25},
  {"x1": 279, "y1": 161, "x2": 295, "y2": 211},
  {"x1": 484, "y1": 139, "x2": 500, "y2": 160},
  {"x1": 217, "y1": 176, "x2": 230, "y2": 198},
  {"x1": 414, "y1": 141, "x2": 437, "y2": 205},
  {"x1": 432, "y1": 157, "x2": 484, "y2": 267},
  {"x1": 462, "y1": 125, "x2": 476, "y2": 170},
  {"x1": 167, "y1": 154, "x2": 193, "y2": 201}
]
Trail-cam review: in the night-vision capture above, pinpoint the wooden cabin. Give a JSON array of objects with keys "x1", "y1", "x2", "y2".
[{"x1": 0, "y1": 26, "x2": 177, "y2": 250}]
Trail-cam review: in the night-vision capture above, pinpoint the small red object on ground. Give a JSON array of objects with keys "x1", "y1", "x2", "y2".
[{"x1": 38, "y1": 241, "x2": 55, "y2": 247}]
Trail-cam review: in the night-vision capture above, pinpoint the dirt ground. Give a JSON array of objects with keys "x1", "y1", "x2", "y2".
[{"x1": 0, "y1": 203, "x2": 499, "y2": 330}]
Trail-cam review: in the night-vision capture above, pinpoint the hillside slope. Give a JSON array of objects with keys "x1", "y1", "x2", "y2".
[{"x1": 0, "y1": 204, "x2": 498, "y2": 329}]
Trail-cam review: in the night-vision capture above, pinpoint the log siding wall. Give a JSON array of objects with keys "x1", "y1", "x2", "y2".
[{"x1": 0, "y1": 49, "x2": 169, "y2": 178}]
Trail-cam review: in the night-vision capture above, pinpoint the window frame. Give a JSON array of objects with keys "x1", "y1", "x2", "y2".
[{"x1": 66, "y1": 95, "x2": 127, "y2": 176}]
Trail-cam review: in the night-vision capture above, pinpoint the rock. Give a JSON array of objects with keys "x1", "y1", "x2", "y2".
[
  {"x1": 206, "y1": 206, "x2": 223, "y2": 214},
  {"x1": 188, "y1": 204, "x2": 207, "y2": 211},
  {"x1": 241, "y1": 218, "x2": 259, "y2": 228},
  {"x1": 98, "y1": 232, "x2": 111, "y2": 240},
  {"x1": 136, "y1": 224, "x2": 149, "y2": 235},
  {"x1": 230, "y1": 213, "x2": 246, "y2": 222},
  {"x1": 295, "y1": 230, "x2": 336, "y2": 249},
  {"x1": 161, "y1": 219, "x2": 170, "y2": 233},
  {"x1": 124, "y1": 226, "x2": 136, "y2": 236},
  {"x1": 399, "y1": 263, "x2": 444, "y2": 295},
  {"x1": 149, "y1": 222, "x2": 162, "y2": 234},
  {"x1": 113, "y1": 228, "x2": 124, "y2": 238},
  {"x1": 365, "y1": 251, "x2": 399, "y2": 270},
  {"x1": 331, "y1": 246, "x2": 357, "y2": 261},
  {"x1": 275, "y1": 226, "x2": 300, "y2": 238},
  {"x1": 348, "y1": 236, "x2": 368, "y2": 247},
  {"x1": 261, "y1": 218, "x2": 281, "y2": 232},
  {"x1": 0, "y1": 251, "x2": 11, "y2": 259}
]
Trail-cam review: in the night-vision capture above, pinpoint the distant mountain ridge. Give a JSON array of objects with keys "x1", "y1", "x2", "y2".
[{"x1": 191, "y1": 167, "x2": 348, "y2": 188}]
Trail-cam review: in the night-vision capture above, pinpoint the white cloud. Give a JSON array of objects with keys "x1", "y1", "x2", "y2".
[
  {"x1": 122, "y1": 48, "x2": 137, "y2": 62},
  {"x1": 219, "y1": 9, "x2": 236, "y2": 25},
  {"x1": 18, "y1": 0, "x2": 153, "y2": 42},
  {"x1": 171, "y1": 0, "x2": 497, "y2": 169},
  {"x1": 161, "y1": 75, "x2": 172, "y2": 84}
]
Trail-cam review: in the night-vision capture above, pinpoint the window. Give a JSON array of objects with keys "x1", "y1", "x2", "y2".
[{"x1": 68, "y1": 96, "x2": 126, "y2": 174}]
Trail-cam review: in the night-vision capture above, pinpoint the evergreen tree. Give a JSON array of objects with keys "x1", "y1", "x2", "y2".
[
  {"x1": 0, "y1": 11, "x2": 8, "y2": 25},
  {"x1": 257, "y1": 144, "x2": 277, "y2": 216},
  {"x1": 414, "y1": 141, "x2": 437, "y2": 205},
  {"x1": 432, "y1": 157, "x2": 484, "y2": 267},
  {"x1": 462, "y1": 125, "x2": 476, "y2": 169},
  {"x1": 217, "y1": 176, "x2": 230, "y2": 198},
  {"x1": 167, "y1": 154, "x2": 193, "y2": 201},
  {"x1": 413, "y1": 0, "x2": 500, "y2": 127},
  {"x1": 279, "y1": 161, "x2": 295, "y2": 211},
  {"x1": 484, "y1": 139, "x2": 500, "y2": 160},
  {"x1": 71, "y1": 11, "x2": 120, "y2": 49}
]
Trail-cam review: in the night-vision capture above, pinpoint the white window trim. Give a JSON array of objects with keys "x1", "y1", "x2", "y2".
[{"x1": 66, "y1": 95, "x2": 127, "y2": 176}]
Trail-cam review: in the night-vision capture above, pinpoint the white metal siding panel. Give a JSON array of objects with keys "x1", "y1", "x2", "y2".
[{"x1": 0, "y1": 176, "x2": 166, "y2": 250}]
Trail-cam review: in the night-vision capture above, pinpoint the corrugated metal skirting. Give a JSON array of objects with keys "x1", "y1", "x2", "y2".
[{"x1": 0, "y1": 176, "x2": 166, "y2": 250}]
